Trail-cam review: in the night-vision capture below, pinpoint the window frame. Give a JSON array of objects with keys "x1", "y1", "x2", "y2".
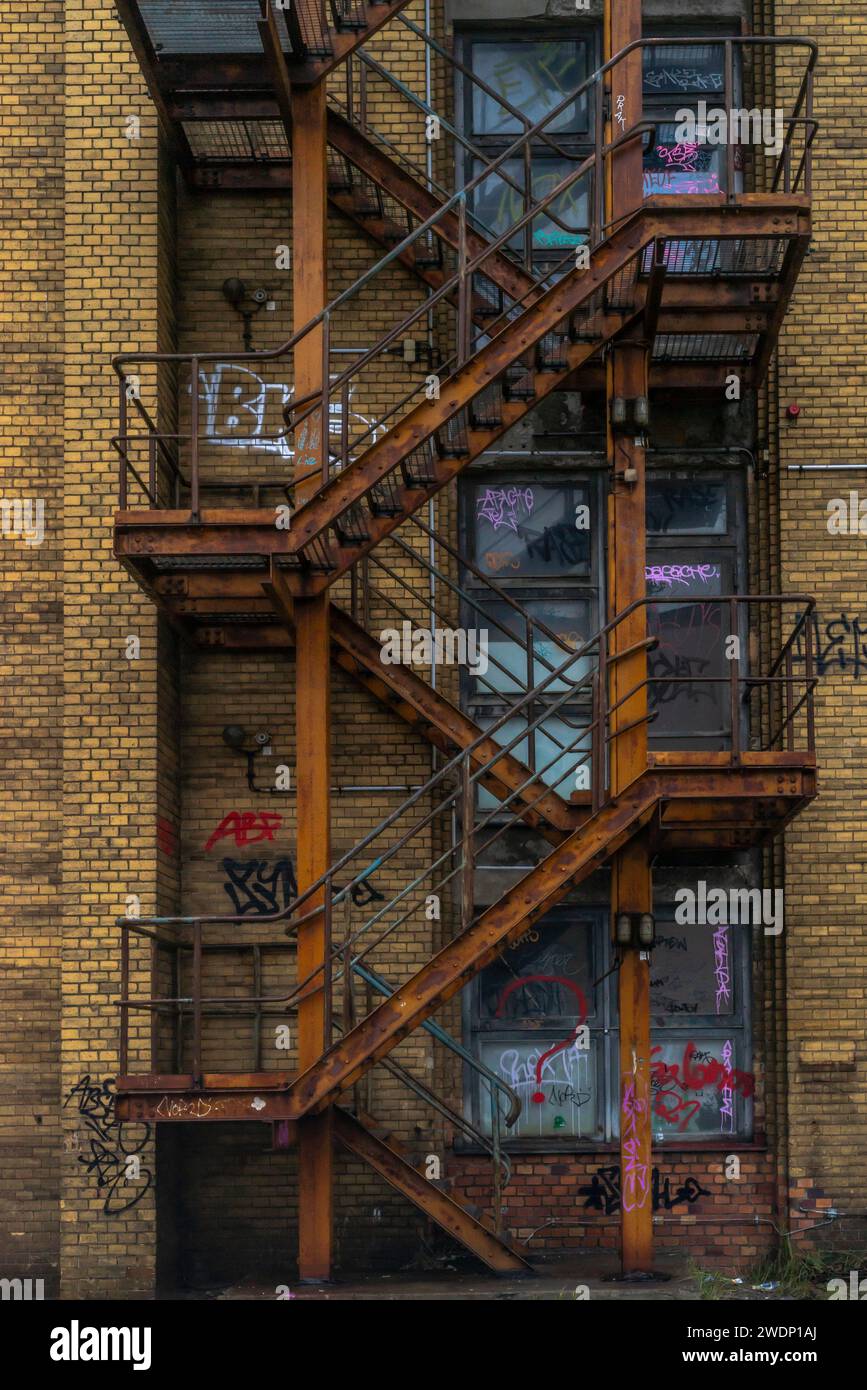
[
  {"x1": 455, "y1": 25, "x2": 600, "y2": 267},
  {"x1": 460, "y1": 904, "x2": 755, "y2": 1154}
]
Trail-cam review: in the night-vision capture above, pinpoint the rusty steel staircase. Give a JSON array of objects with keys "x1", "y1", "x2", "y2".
[
  {"x1": 116, "y1": 594, "x2": 818, "y2": 1105},
  {"x1": 117, "y1": 0, "x2": 416, "y2": 97},
  {"x1": 108, "y1": 15, "x2": 821, "y2": 1278},
  {"x1": 113, "y1": 29, "x2": 815, "y2": 592}
]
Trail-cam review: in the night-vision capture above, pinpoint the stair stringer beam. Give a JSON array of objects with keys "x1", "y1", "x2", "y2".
[
  {"x1": 284, "y1": 775, "x2": 662, "y2": 1117},
  {"x1": 333, "y1": 1108, "x2": 533, "y2": 1275}
]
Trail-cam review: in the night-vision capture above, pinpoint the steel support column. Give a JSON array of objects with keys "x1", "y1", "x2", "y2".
[
  {"x1": 292, "y1": 81, "x2": 334, "y2": 1283},
  {"x1": 605, "y1": 0, "x2": 654, "y2": 1277}
]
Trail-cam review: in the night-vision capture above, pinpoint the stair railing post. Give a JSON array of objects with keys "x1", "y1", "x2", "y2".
[
  {"x1": 189, "y1": 357, "x2": 200, "y2": 521},
  {"x1": 724, "y1": 40, "x2": 736, "y2": 201},
  {"x1": 490, "y1": 1085, "x2": 503, "y2": 1237},
  {"x1": 456, "y1": 196, "x2": 470, "y2": 369},
  {"x1": 804, "y1": 605, "x2": 815, "y2": 753},
  {"x1": 785, "y1": 644, "x2": 795, "y2": 752},
  {"x1": 360, "y1": 48, "x2": 368, "y2": 135},
  {"x1": 594, "y1": 73, "x2": 605, "y2": 245},
  {"x1": 120, "y1": 923, "x2": 129, "y2": 1076},
  {"x1": 729, "y1": 596, "x2": 741, "y2": 764},
  {"x1": 148, "y1": 431, "x2": 157, "y2": 503},
  {"x1": 591, "y1": 668, "x2": 601, "y2": 814},
  {"x1": 461, "y1": 755, "x2": 475, "y2": 933},
  {"x1": 323, "y1": 881, "x2": 333, "y2": 1051},
  {"x1": 192, "y1": 918, "x2": 202, "y2": 1088},
  {"x1": 321, "y1": 313, "x2": 331, "y2": 482},
  {"x1": 118, "y1": 377, "x2": 128, "y2": 509},
  {"x1": 523, "y1": 136, "x2": 533, "y2": 271},
  {"x1": 598, "y1": 628, "x2": 609, "y2": 803}
]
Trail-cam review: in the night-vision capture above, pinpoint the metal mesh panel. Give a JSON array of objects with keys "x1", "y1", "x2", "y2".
[
  {"x1": 183, "y1": 121, "x2": 290, "y2": 162},
  {"x1": 653, "y1": 333, "x2": 759, "y2": 362},
  {"x1": 137, "y1": 1, "x2": 292, "y2": 55},
  {"x1": 642, "y1": 238, "x2": 788, "y2": 277},
  {"x1": 293, "y1": 0, "x2": 339, "y2": 55},
  {"x1": 150, "y1": 555, "x2": 269, "y2": 571}
]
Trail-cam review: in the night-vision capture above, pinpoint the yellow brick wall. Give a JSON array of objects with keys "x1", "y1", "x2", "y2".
[
  {"x1": 0, "y1": 0, "x2": 64, "y2": 1291},
  {"x1": 8, "y1": 0, "x2": 866, "y2": 1293},
  {"x1": 774, "y1": 1, "x2": 867, "y2": 1216},
  {"x1": 59, "y1": 0, "x2": 173, "y2": 1296}
]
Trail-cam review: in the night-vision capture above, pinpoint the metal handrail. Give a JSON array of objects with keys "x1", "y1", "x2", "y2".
[
  {"x1": 112, "y1": 35, "x2": 818, "y2": 508},
  {"x1": 119, "y1": 591, "x2": 815, "y2": 936},
  {"x1": 117, "y1": 593, "x2": 817, "y2": 1096}
]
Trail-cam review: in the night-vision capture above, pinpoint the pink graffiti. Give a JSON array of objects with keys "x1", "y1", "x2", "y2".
[
  {"x1": 719, "y1": 1040, "x2": 735, "y2": 1134},
  {"x1": 621, "y1": 1075, "x2": 650, "y2": 1212},
  {"x1": 645, "y1": 563, "x2": 720, "y2": 589},
  {"x1": 713, "y1": 924, "x2": 731, "y2": 1014},
  {"x1": 655, "y1": 141, "x2": 700, "y2": 172},
  {"x1": 476, "y1": 486, "x2": 534, "y2": 534}
]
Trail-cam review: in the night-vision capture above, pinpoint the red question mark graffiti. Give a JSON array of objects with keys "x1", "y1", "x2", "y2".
[{"x1": 496, "y1": 975, "x2": 588, "y2": 1104}]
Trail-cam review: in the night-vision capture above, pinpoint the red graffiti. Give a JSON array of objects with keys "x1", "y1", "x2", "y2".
[
  {"x1": 651, "y1": 1042, "x2": 754, "y2": 1132},
  {"x1": 203, "y1": 811, "x2": 284, "y2": 852},
  {"x1": 496, "y1": 975, "x2": 587, "y2": 1104},
  {"x1": 156, "y1": 817, "x2": 177, "y2": 857}
]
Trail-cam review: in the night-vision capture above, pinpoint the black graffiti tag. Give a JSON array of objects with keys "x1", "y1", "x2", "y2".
[
  {"x1": 221, "y1": 857, "x2": 298, "y2": 915},
  {"x1": 579, "y1": 1164, "x2": 710, "y2": 1215},
  {"x1": 63, "y1": 1075, "x2": 152, "y2": 1216}
]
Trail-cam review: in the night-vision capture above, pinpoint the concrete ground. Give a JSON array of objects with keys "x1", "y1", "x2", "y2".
[{"x1": 169, "y1": 1252, "x2": 797, "y2": 1301}]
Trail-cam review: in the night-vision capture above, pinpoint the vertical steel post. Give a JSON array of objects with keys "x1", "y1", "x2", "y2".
[
  {"x1": 605, "y1": 0, "x2": 654, "y2": 1279},
  {"x1": 292, "y1": 80, "x2": 334, "y2": 1283}
]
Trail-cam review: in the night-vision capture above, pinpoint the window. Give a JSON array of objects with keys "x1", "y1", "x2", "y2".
[
  {"x1": 642, "y1": 37, "x2": 743, "y2": 198},
  {"x1": 650, "y1": 916, "x2": 752, "y2": 1142},
  {"x1": 460, "y1": 474, "x2": 601, "y2": 804},
  {"x1": 468, "y1": 910, "x2": 606, "y2": 1142},
  {"x1": 458, "y1": 31, "x2": 596, "y2": 265},
  {"x1": 470, "y1": 479, "x2": 591, "y2": 580},
  {"x1": 470, "y1": 41, "x2": 590, "y2": 137},
  {"x1": 465, "y1": 906, "x2": 753, "y2": 1149},
  {"x1": 646, "y1": 471, "x2": 746, "y2": 750}
]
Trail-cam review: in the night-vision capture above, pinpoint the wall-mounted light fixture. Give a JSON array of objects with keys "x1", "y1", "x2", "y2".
[
  {"x1": 222, "y1": 724, "x2": 290, "y2": 795},
  {"x1": 221, "y1": 278, "x2": 272, "y2": 351},
  {"x1": 614, "y1": 911, "x2": 656, "y2": 949},
  {"x1": 611, "y1": 394, "x2": 649, "y2": 433}
]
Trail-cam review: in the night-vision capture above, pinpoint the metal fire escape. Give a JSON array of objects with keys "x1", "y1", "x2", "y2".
[{"x1": 109, "y1": 1, "x2": 819, "y2": 1279}]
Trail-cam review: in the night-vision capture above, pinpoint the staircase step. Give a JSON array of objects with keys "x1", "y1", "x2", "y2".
[
  {"x1": 367, "y1": 477, "x2": 405, "y2": 516},
  {"x1": 537, "y1": 332, "x2": 569, "y2": 370},
  {"x1": 334, "y1": 1108, "x2": 533, "y2": 1275},
  {"x1": 502, "y1": 364, "x2": 536, "y2": 400},
  {"x1": 331, "y1": 502, "x2": 371, "y2": 545},
  {"x1": 469, "y1": 384, "x2": 503, "y2": 428}
]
